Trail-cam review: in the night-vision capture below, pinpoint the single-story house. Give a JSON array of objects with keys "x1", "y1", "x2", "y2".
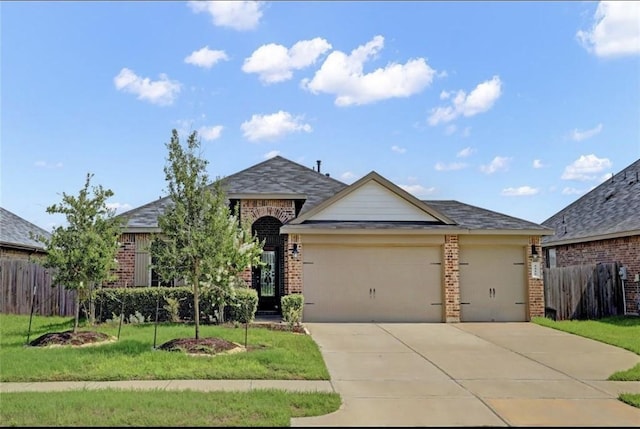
[
  {"x1": 114, "y1": 156, "x2": 553, "y2": 323},
  {"x1": 0, "y1": 207, "x2": 50, "y2": 261},
  {"x1": 541, "y1": 158, "x2": 640, "y2": 315}
]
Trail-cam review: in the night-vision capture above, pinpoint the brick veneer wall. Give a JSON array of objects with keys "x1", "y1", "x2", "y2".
[
  {"x1": 285, "y1": 234, "x2": 302, "y2": 294},
  {"x1": 528, "y1": 236, "x2": 545, "y2": 318},
  {"x1": 443, "y1": 235, "x2": 460, "y2": 322},
  {"x1": 551, "y1": 234, "x2": 640, "y2": 314},
  {"x1": 0, "y1": 247, "x2": 47, "y2": 261},
  {"x1": 240, "y1": 200, "x2": 296, "y2": 225},
  {"x1": 108, "y1": 233, "x2": 137, "y2": 287}
]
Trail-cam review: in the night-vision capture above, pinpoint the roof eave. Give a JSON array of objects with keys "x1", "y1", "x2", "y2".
[{"x1": 542, "y1": 229, "x2": 640, "y2": 247}]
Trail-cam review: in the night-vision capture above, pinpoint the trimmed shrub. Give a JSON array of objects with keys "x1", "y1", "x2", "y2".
[
  {"x1": 226, "y1": 288, "x2": 258, "y2": 323},
  {"x1": 281, "y1": 293, "x2": 304, "y2": 327}
]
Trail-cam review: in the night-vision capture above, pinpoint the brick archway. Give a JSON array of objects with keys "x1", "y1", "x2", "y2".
[{"x1": 240, "y1": 200, "x2": 296, "y2": 225}]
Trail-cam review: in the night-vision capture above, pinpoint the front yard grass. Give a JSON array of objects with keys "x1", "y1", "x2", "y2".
[
  {"x1": 0, "y1": 314, "x2": 329, "y2": 382},
  {"x1": 0, "y1": 388, "x2": 341, "y2": 427},
  {"x1": 0, "y1": 314, "x2": 339, "y2": 427}
]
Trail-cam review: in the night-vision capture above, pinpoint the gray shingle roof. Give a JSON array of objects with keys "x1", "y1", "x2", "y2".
[
  {"x1": 119, "y1": 156, "x2": 347, "y2": 230},
  {"x1": 0, "y1": 207, "x2": 51, "y2": 251},
  {"x1": 542, "y1": 158, "x2": 640, "y2": 246},
  {"x1": 284, "y1": 201, "x2": 551, "y2": 233},
  {"x1": 424, "y1": 200, "x2": 553, "y2": 232}
]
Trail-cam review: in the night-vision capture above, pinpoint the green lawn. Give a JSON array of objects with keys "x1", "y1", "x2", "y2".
[
  {"x1": 0, "y1": 314, "x2": 329, "y2": 382},
  {"x1": 532, "y1": 315, "x2": 640, "y2": 408},
  {"x1": 0, "y1": 314, "x2": 339, "y2": 427}
]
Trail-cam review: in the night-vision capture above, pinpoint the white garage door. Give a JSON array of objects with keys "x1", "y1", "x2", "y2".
[
  {"x1": 303, "y1": 245, "x2": 443, "y2": 322},
  {"x1": 459, "y1": 245, "x2": 527, "y2": 322}
]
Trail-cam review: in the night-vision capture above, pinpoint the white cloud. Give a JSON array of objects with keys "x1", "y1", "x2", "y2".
[
  {"x1": 561, "y1": 154, "x2": 612, "y2": 181},
  {"x1": 243, "y1": 38, "x2": 332, "y2": 84},
  {"x1": 185, "y1": 46, "x2": 229, "y2": 69},
  {"x1": 570, "y1": 123, "x2": 603, "y2": 141},
  {"x1": 428, "y1": 76, "x2": 502, "y2": 126},
  {"x1": 340, "y1": 171, "x2": 357, "y2": 183},
  {"x1": 188, "y1": 1, "x2": 264, "y2": 31},
  {"x1": 577, "y1": 1, "x2": 640, "y2": 57},
  {"x1": 440, "y1": 90, "x2": 451, "y2": 100},
  {"x1": 114, "y1": 68, "x2": 181, "y2": 105},
  {"x1": 241, "y1": 110, "x2": 312, "y2": 142},
  {"x1": 399, "y1": 184, "x2": 437, "y2": 197},
  {"x1": 106, "y1": 202, "x2": 133, "y2": 213},
  {"x1": 263, "y1": 150, "x2": 280, "y2": 159},
  {"x1": 457, "y1": 147, "x2": 475, "y2": 158},
  {"x1": 34, "y1": 160, "x2": 63, "y2": 168},
  {"x1": 533, "y1": 159, "x2": 545, "y2": 168},
  {"x1": 199, "y1": 125, "x2": 223, "y2": 141},
  {"x1": 480, "y1": 156, "x2": 511, "y2": 174},
  {"x1": 501, "y1": 186, "x2": 539, "y2": 196},
  {"x1": 444, "y1": 125, "x2": 457, "y2": 136},
  {"x1": 434, "y1": 162, "x2": 467, "y2": 171},
  {"x1": 301, "y1": 35, "x2": 436, "y2": 106},
  {"x1": 391, "y1": 145, "x2": 406, "y2": 154},
  {"x1": 562, "y1": 187, "x2": 587, "y2": 195}
]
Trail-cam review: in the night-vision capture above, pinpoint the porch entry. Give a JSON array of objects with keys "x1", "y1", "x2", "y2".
[
  {"x1": 251, "y1": 216, "x2": 285, "y2": 313},
  {"x1": 255, "y1": 247, "x2": 279, "y2": 312}
]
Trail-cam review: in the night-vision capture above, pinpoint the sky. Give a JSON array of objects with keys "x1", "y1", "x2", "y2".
[{"x1": 2, "y1": 1, "x2": 640, "y2": 232}]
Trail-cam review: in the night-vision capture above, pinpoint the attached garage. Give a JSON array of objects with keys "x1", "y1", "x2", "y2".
[
  {"x1": 459, "y1": 237, "x2": 528, "y2": 322},
  {"x1": 302, "y1": 240, "x2": 443, "y2": 322},
  {"x1": 281, "y1": 170, "x2": 552, "y2": 323}
]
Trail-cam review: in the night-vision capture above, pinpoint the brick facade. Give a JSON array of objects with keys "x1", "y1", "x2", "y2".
[
  {"x1": 108, "y1": 233, "x2": 137, "y2": 287},
  {"x1": 240, "y1": 199, "x2": 296, "y2": 225},
  {"x1": 285, "y1": 234, "x2": 302, "y2": 294},
  {"x1": 527, "y1": 236, "x2": 545, "y2": 318},
  {"x1": 443, "y1": 235, "x2": 460, "y2": 322},
  {"x1": 0, "y1": 247, "x2": 47, "y2": 261},
  {"x1": 549, "y1": 234, "x2": 640, "y2": 315}
]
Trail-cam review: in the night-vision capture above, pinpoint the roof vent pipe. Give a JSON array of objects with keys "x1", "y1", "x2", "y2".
[{"x1": 316, "y1": 160, "x2": 321, "y2": 174}]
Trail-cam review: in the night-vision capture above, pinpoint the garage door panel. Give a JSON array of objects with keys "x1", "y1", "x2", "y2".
[
  {"x1": 459, "y1": 246, "x2": 527, "y2": 322},
  {"x1": 303, "y1": 245, "x2": 442, "y2": 322}
]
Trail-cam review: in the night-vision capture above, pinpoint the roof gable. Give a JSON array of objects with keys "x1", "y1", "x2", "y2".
[
  {"x1": 542, "y1": 158, "x2": 640, "y2": 245},
  {"x1": 290, "y1": 171, "x2": 455, "y2": 225}
]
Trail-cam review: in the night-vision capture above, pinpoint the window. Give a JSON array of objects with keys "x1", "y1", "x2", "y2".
[
  {"x1": 150, "y1": 256, "x2": 175, "y2": 287},
  {"x1": 546, "y1": 248, "x2": 557, "y2": 268}
]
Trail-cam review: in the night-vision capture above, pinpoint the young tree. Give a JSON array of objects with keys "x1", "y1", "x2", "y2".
[
  {"x1": 39, "y1": 173, "x2": 122, "y2": 332},
  {"x1": 151, "y1": 129, "x2": 263, "y2": 339}
]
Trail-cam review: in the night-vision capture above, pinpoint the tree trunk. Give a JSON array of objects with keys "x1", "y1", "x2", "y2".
[
  {"x1": 73, "y1": 282, "x2": 82, "y2": 333},
  {"x1": 193, "y1": 264, "x2": 200, "y2": 340}
]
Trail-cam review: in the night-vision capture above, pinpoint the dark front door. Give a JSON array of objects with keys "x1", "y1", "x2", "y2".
[{"x1": 256, "y1": 248, "x2": 279, "y2": 312}]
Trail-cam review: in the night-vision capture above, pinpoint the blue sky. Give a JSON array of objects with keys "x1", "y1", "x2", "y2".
[{"x1": 2, "y1": 1, "x2": 639, "y2": 231}]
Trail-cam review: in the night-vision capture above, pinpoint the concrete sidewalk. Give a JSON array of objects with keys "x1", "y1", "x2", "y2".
[{"x1": 0, "y1": 379, "x2": 334, "y2": 393}]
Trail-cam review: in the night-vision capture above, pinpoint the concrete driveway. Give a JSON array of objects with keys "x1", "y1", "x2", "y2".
[{"x1": 292, "y1": 323, "x2": 640, "y2": 427}]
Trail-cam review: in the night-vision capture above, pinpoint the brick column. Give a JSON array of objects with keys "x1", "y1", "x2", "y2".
[
  {"x1": 444, "y1": 235, "x2": 460, "y2": 323},
  {"x1": 285, "y1": 234, "x2": 302, "y2": 294},
  {"x1": 528, "y1": 236, "x2": 545, "y2": 319}
]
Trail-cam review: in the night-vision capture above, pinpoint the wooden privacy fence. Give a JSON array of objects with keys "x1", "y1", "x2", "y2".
[
  {"x1": 0, "y1": 259, "x2": 76, "y2": 317},
  {"x1": 543, "y1": 262, "x2": 624, "y2": 320}
]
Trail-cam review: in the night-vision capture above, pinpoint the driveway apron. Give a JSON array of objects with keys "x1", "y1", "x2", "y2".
[{"x1": 292, "y1": 323, "x2": 640, "y2": 427}]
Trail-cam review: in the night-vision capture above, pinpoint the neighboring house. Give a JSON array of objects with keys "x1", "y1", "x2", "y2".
[
  {"x1": 541, "y1": 158, "x2": 640, "y2": 315},
  {"x1": 0, "y1": 207, "x2": 50, "y2": 260},
  {"x1": 113, "y1": 156, "x2": 553, "y2": 323}
]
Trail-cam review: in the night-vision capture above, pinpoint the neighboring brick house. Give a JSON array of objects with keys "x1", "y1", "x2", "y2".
[
  {"x1": 114, "y1": 156, "x2": 553, "y2": 323},
  {"x1": 541, "y1": 158, "x2": 640, "y2": 315},
  {"x1": 0, "y1": 207, "x2": 50, "y2": 261}
]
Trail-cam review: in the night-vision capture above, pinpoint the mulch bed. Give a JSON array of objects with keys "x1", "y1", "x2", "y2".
[{"x1": 27, "y1": 322, "x2": 306, "y2": 356}]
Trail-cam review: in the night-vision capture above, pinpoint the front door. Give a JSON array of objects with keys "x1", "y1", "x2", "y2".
[{"x1": 256, "y1": 248, "x2": 279, "y2": 312}]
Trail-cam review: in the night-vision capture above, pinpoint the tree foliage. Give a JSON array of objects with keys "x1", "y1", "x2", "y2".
[
  {"x1": 151, "y1": 129, "x2": 263, "y2": 339},
  {"x1": 38, "y1": 173, "x2": 123, "y2": 332}
]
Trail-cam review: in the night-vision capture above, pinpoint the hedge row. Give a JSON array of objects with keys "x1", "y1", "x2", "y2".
[{"x1": 92, "y1": 286, "x2": 258, "y2": 324}]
